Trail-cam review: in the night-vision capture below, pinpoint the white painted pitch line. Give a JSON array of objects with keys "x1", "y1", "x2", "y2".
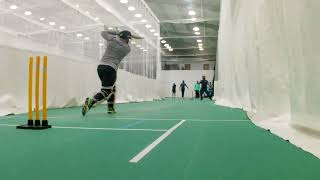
[
  {"x1": 129, "y1": 120, "x2": 186, "y2": 163},
  {"x1": 48, "y1": 116, "x2": 250, "y2": 122},
  {"x1": 48, "y1": 116, "x2": 183, "y2": 121},
  {"x1": 109, "y1": 118, "x2": 250, "y2": 122},
  {"x1": 1, "y1": 114, "x2": 250, "y2": 122},
  {"x1": 53, "y1": 126, "x2": 167, "y2": 132},
  {"x1": 0, "y1": 116, "x2": 15, "y2": 120},
  {"x1": 188, "y1": 119, "x2": 250, "y2": 122},
  {"x1": 0, "y1": 124, "x2": 167, "y2": 132},
  {"x1": 0, "y1": 124, "x2": 16, "y2": 127}
]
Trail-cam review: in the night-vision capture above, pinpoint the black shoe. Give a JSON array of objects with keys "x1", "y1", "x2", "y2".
[
  {"x1": 82, "y1": 98, "x2": 94, "y2": 116},
  {"x1": 108, "y1": 107, "x2": 117, "y2": 114}
]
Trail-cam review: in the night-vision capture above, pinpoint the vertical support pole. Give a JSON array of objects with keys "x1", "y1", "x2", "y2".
[
  {"x1": 42, "y1": 56, "x2": 48, "y2": 126},
  {"x1": 35, "y1": 56, "x2": 41, "y2": 126},
  {"x1": 27, "y1": 57, "x2": 34, "y2": 126}
]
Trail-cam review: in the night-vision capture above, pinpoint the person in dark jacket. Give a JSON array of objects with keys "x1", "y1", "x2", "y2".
[
  {"x1": 172, "y1": 83, "x2": 176, "y2": 98},
  {"x1": 200, "y1": 76, "x2": 212, "y2": 100},
  {"x1": 180, "y1": 80, "x2": 189, "y2": 98}
]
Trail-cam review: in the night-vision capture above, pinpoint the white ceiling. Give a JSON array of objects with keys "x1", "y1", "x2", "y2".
[
  {"x1": 0, "y1": 0, "x2": 160, "y2": 61},
  {"x1": 0, "y1": 0, "x2": 219, "y2": 64},
  {"x1": 144, "y1": 0, "x2": 220, "y2": 63}
]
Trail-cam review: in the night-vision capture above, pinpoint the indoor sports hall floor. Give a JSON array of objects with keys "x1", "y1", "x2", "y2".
[{"x1": 0, "y1": 99, "x2": 319, "y2": 180}]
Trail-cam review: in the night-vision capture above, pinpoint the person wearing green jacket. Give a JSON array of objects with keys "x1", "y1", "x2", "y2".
[{"x1": 194, "y1": 81, "x2": 201, "y2": 99}]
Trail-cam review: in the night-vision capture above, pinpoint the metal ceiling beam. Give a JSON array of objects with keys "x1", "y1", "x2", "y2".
[
  {"x1": 96, "y1": 0, "x2": 159, "y2": 51},
  {"x1": 63, "y1": 24, "x2": 102, "y2": 33},
  {"x1": 0, "y1": 26, "x2": 20, "y2": 36},
  {"x1": 1, "y1": 3, "x2": 100, "y2": 37},
  {"x1": 22, "y1": 24, "x2": 102, "y2": 36},
  {"x1": 160, "y1": 18, "x2": 219, "y2": 24},
  {"x1": 162, "y1": 54, "x2": 215, "y2": 57},
  {"x1": 0, "y1": 8, "x2": 55, "y2": 33},
  {"x1": 162, "y1": 59, "x2": 216, "y2": 62},
  {"x1": 140, "y1": 0, "x2": 160, "y2": 23},
  {"x1": 161, "y1": 35, "x2": 217, "y2": 39},
  {"x1": 58, "y1": 0, "x2": 102, "y2": 23},
  {"x1": 161, "y1": 47, "x2": 213, "y2": 50}
]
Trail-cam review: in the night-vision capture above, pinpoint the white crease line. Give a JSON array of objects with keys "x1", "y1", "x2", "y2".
[
  {"x1": 188, "y1": 119, "x2": 250, "y2": 122},
  {"x1": 0, "y1": 124, "x2": 16, "y2": 127},
  {"x1": 0, "y1": 116, "x2": 15, "y2": 120},
  {"x1": 53, "y1": 126, "x2": 167, "y2": 132},
  {"x1": 129, "y1": 120, "x2": 186, "y2": 163},
  {"x1": 99, "y1": 117, "x2": 182, "y2": 121},
  {"x1": 48, "y1": 116, "x2": 250, "y2": 122},
  {"x1": 0, "y1": 124, "x2": 167, "y2": 132}
]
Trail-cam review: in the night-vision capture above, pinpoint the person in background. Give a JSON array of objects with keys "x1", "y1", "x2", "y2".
[
  {"x1": 180, "y1": 80, "x2": 188, "y2": 98},
  {"x1": 172, "y1": 83, "x2": 176, "y2": 99},
  {"x1": 194, "y1": 81, "x2": 201, "y2": 99},
  {"x1": 200, "y1": 76, "x2": 212, "y2": 100},
  {"x1": 82, "y1": 27, "x2": 142, "y2": 116}
]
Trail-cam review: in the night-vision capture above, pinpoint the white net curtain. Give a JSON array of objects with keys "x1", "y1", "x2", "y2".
[
  {"x1": 0, "y1": 0, "x2": 160, "y2": 79},
  {"x1": 215, "y1": 0, "x2": 320, "y2": 156}
]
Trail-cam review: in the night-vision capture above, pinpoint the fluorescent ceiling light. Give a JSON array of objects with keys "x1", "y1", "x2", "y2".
[
  {"x1": 128, "y1": 6, "x2": 136, "y2": 11},
  {"x1": 188, "y1": 10, "x2": 196, "y2": 16},
  {"x1": 197, "y1": 40, "x2": 202, "y2": 43},
  {"x1": 161, "y1": 40, "x2": 166, "y2": 44},
  {"x1": 120, "y1": 0, "x2": 128, "y2": 4},
  {"x1": 10, "y1": 5, "x2": 18, "y2": 10},
  {"x1": 24, "y1": 11, "x2": 32, "y2": 16},
  {"x1": 77, "y1": 33, "x2": 83, "y2": 37},
  {"x1": 193, "y1": 27, "x2": 200, "y2": 31},
  {"x1": 49, "y1": 21, "x2": 56, "y2": 26},
  {"x1": 59, "y1": 26, "x2": 66, "y2": 30},
  {"x1": 40, "y1": 17, "x2": 45, "y2": 21},
  {"x1": 195, "y1": 32, "x2": 201, "y2": 35},
  {"x1": 135, "y1": 14, "x2": 142, "y2": 18},
  {"x1": 145, "y1": 24, "x2": 152, "y2": 28},
  {"x1": 150, "y1": 29, "x2": 156, "y2": 32}
]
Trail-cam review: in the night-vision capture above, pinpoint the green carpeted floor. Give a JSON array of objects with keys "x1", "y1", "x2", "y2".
[{"x1": 0, "y1": 99, "x2": 319, "y2": 180}]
